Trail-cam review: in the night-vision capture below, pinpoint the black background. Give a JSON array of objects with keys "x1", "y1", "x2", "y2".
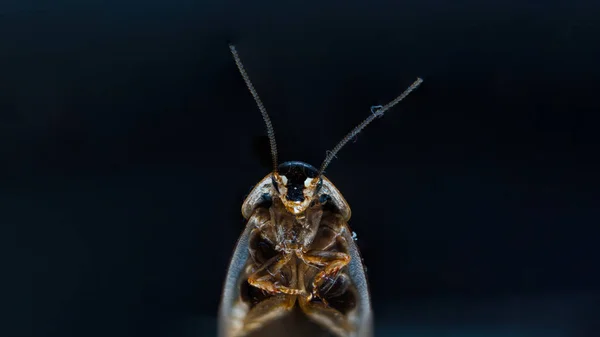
[{"x1": 3, "y1": 1, "x2": 599, "y2": 336}]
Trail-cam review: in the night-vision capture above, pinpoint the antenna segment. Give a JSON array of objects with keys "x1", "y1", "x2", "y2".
[
  {"x1": 229, "y1": 45, "x2": 279, "y2": 172},
  {"x1": 319, "y1": 77, "x2": 423, "y2": 174}
]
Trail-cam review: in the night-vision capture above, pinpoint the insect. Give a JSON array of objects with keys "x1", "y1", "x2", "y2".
[{"x1": 219, "y1": 44, "x2": 422, "y2": 337}]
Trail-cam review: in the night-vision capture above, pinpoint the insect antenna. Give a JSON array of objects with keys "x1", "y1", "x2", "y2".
[
  {"x1": 319, "y1": 77, "x2": 424, "y2": 175},
  {"x1": 229, "y1": 44, "x2": 279, "y2": 172}
]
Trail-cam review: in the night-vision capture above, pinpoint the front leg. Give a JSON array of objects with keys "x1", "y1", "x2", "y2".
[
  {"x1": 299, "y1": 250, "x2": 351, "y2": 303},
  {"x1": 248, "y1": 251, "x2": 306, "y2": 296}
]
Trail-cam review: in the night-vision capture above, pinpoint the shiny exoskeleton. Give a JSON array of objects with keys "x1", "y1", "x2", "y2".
[
  {"x1": 219, "y1": 44, "x2": 421, "y2": 337},
  {"x1": 220, "y1": 161, "x2": 371, "y2": 337}
]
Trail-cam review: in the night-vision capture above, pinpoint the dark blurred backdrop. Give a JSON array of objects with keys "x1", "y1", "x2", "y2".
[{"x1": 2, "y1": 1, "x2": 599, "y2": 336}]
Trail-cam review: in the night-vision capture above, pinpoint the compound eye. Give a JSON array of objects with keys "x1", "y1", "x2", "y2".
[
  {"x1": 316, "y1": 178, "x2": 323, "y2": 192},
  {"x1": 319, "y1": 194, "x2": 331, "y2": 204},
  {"x1": 271, "y1": 176, "x2": 280, "y2": 193},
  {"x1": 259, "y1": 193, "x2": 273, "y2": 208}
]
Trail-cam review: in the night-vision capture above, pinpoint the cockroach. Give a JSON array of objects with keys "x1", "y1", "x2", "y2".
[{"x1": 219, "y1": 44, "x2": 422, "y2": 337}]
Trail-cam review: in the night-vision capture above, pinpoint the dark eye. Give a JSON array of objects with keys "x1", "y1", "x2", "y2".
[
  {"x1": 258, "y1": 193, "x2": 272, "y2": 208},
  {"x1": 319, "y1": 194, "x2": 331, "y2": 204},
  {"x1": 316, "y1": 178, "x2": 323, "y2": 192},
  {"x1": 271, "y1": 176, "x2": 279, "y2": 193}
]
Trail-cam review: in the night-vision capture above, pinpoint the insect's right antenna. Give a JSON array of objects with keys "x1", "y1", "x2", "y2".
[
  {"x1": 319, "y1": 77, "x2": 423, "y2": 175},
  {"x1": 229, "y1": 44, "x2": 279, "y2": 172}
]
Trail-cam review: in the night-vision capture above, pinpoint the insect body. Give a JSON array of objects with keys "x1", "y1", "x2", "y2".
[{"x1": 219, "y1": 45, "x2": 422, "y2": 337}]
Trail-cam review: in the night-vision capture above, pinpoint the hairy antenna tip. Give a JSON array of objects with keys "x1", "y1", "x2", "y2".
[{"x1": 370, "y1": 105, "x2": 384, "y2": 117}]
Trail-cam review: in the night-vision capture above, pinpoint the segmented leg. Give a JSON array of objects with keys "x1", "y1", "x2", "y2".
[
  {"x1": 247, "y1": 251, "x2": 306, "y2": 296},
  {"x1": 298, "y1": 250, "x2": 351, "y2": 303}
]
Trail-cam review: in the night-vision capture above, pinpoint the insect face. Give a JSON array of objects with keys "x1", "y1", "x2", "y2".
[{"x1": 272, "y1": 161, "x2": 322, "y2": 215}]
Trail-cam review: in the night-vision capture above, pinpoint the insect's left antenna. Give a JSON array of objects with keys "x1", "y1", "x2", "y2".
[{"x1": 229, "y1": 44, "x2": 279, "y2": 172}]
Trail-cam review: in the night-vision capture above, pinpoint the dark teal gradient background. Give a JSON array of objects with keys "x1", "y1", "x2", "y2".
[{"x1": 2, "y1": 1, "x2": 599, "y2": 336}]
